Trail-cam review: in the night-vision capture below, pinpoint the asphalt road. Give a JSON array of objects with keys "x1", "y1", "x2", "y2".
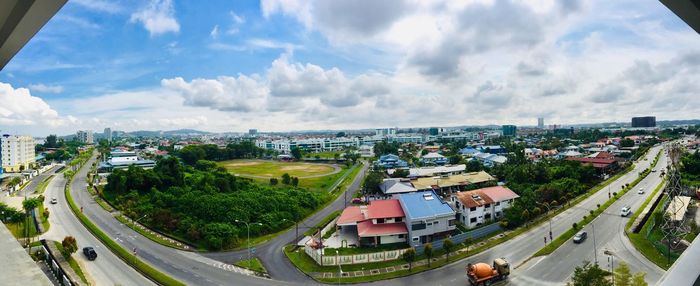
[
  {"x1": 41, "y1": 168, "x2": 154, "y2": 286},
  {"x1": 22, "y1": 165, "x2": 58, "y2": 196},
  {"x1": 363, "y1": 145, "x2": 664, "y2": 286},
  {"x1": 515, "y1": 145, "x2": 668, "y2": 285},
  {"x1": 58, "y1": 149, "x2": 662, "y2": 286},
  {"x1": 63, "y1": 155, "x2": 368, "y2": 286}
]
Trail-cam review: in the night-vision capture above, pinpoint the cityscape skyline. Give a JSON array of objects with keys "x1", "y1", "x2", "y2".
[{"x1": 1, "y1": 0, "x2": 699, "y2": 136}]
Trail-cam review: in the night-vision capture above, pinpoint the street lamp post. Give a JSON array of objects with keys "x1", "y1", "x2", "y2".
[
  {"x1": 133, "y1": 214, "x2": 148, "y2": 230},
  {"x1": 592, "y1": 222, "x2": 598, "y2": 265},
  {"x1": 537, "y1": 202, "x2": 553, "y2": 241},
  {"x1": 235, "y1": 220, "x2": 262, "y2": 267},
  {"x1": 604, "y1": 249, "x2": 615, "y2": 286},
  {"x1": 335, "y1": 250, "x2": 342, "y2": 285}
]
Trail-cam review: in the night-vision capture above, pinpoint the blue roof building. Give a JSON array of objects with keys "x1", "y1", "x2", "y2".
[
  {"x1": 478, "y1": 145, "x2": 506, "y2": 154},
  {"x1": 397, "y1": 191, "x2": 457, "y2": 246},
  {"x1": 459, "y1": 147, "x2": 480, "y2": 156},
  {"x1": 375, "y1": 154, "x2": 408, "y2": 169}
]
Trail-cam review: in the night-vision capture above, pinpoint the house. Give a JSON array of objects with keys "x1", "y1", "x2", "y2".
[
  {"x1": 559, "y1": 150, "x2": 583, "y2": 159},
  {"x1": 459, "y1": 147, "x2": 480, "y2": 157},
  {"x1": 477, "y1": 145, "x2": 506, "y2": 154},
  {"x1": 336, "y1": 200, "x2": 408, "y2": 246},
  {"x1": 379, "y1": 178, "x2": 418, "y2": 196},
  {"x1": 397, "y1": 191, "x2": 457, "y2": 246},
  {"x1": 421, "y1": 152, "x2": 448, "y2": 165},
  {"x1": 409, "y1": 171, "x2": 496, "y2": 195},
  {"x1": 566, "y1": 156, "x2": 618, "y2": 174},
  {"x1": 408, "y1": 164, "x2": 466, "y2": 178},
  {"x1": 375, "y1": 154, "x2": 408, "y2": 169},
  {"x1": 452, "y1": 186, "x2": 519, "y2": 228},
  {"x1": 473, "y1": 152, "x2": 507, "y2": 167}
]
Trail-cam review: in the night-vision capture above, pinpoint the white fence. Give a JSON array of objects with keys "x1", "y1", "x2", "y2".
[{"x1": 304, "y1": 245, "x2": 409, "y2": 266}]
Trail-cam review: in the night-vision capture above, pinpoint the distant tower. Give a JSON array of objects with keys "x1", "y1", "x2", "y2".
[
  {"x1": 104, "y1": 128, "x2": 112, "y2": 142},
  {"x1": 537, "y1": 117, "x2": 544, "y2": 129}
]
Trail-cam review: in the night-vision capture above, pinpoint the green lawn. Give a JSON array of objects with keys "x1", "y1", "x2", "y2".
[
  {"x1": 219, "y1": 159, "x2": 337, "y2": 178},
  {"x1": 36, "y1": 175, "x2": 54, "y2": 194},
  {"x1": 233, "y1": 257, "x2": 268, "y2": 274},
  {"x1": 53, "y1": 241, "x2": 89, "y2": 284},
  {"x1": 7, "y1": 217, "x2": 38, "y2": 239},
  {"x1": 39, "y1": 205, "x2": 50, "y2": 232}
]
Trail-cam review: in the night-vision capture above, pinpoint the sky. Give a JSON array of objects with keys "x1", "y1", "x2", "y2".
[{"x1": 0, "y1": 0, "x2": 699, "y2": 136}]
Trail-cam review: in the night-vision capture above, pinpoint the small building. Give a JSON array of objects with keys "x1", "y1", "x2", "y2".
[
  {"x1": 472, "y1": 152, "x2": 507, "y2": 167},
  {"x1": 459, "y1": 147, "x2": 480, "y2": 157},
  {"x1": 358, "y1": 145, "x2": 374, "y2": 158},
  {"x1": 336, "y1": 199, "x2": 408, "y2": 246},
  {"x1": 379, "y1": 178, "x2": 418, "y2": 196},
  {"x1": 398, "y1": 191, "x2": 457, "y2": 246},
  {"x1": 409, "y1": 171, "x2": 497, "y2": 195},
  {"x1": 452, "y1": 186, "x2": 519, "y2": 228},
  {"x1": 421, "y1": 152, "x2": 448, "y2": 165},
  {"x1": 408, "y1": 164, "x2": 466, "y2": 178},
  {"x1": 375, "y1": 154, "x2": 408, "y2": 169}
]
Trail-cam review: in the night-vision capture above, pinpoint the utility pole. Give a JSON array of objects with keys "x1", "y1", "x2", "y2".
[{"x1": 592, "y1": 222, "x2": 598, "y2": 265}]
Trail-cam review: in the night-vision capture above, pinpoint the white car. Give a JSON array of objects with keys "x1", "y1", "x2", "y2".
[
  {"x1": 50, "y1": 198, "x2": 58, "y2": 204},
  {"x1": 638, "y1": 188, "x2": 644, "y2": 194},
  {"x1": 621, "y1": 206, "x2": 632, "y2": 217}
]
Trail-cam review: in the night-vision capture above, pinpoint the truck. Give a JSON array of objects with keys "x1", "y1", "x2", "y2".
[{"x1": 466, "y1": 258, "x2": 510, "y2": 286}]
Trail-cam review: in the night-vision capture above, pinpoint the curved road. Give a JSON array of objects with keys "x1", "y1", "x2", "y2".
[{"x1": 61, "y1": 148, "x2": 663, "y2": 286}]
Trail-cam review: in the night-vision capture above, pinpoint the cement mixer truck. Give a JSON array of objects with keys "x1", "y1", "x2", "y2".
[{"x1": 466, "y1": 258, "x2": 510, "y2": 286}]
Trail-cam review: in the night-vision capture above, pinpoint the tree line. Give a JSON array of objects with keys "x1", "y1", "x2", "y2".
[
  {"x1": 176, "y1": 141, "x2": 274, "y2": 165},
  {"x1": 102, "y1": 157, "x2": 325, "y2": 250}
]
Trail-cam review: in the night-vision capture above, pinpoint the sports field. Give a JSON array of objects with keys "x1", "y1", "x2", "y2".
[{"x1": 219, "y1": 160, "x2": 339, "y2": 178}]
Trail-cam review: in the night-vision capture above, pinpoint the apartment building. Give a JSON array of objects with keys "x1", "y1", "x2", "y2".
[
  {"x1": 1, "y1": 135, "x2": 36, "y2": 173},
  {"x1": 76, "y1": 130, "x2": 94, "y2": 144}
]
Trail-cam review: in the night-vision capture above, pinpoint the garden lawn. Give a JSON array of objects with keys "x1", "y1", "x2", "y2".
[
  {"x1": 219, "y1": 159, "x2": 336, "y2": 178},
  {"x1": 233, "y1": 258, "x2": 268, "y2": 274}
]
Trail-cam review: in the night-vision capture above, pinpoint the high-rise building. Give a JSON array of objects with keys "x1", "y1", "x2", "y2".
[
  {"x1": 537, "y1": 117, "x2": 544, "y2": 129},
  {"x1": 1, "y1": 135, "x2": 36, "y2": 172},
  {"x1": 76, "y1": 130, "x2": 94, "y2": 144},
  {"x1": 502, "y1": 125, "x2": 517, "y2": 137},
  {"x1": 104, "y1": 128, "x2": 112, "y2": 142},
  {"x1": 631, "y1": 116, "x2": 656, "y2": 128},
  {"x1": 429, "y1": 127, "x2": 439, "y2": 136},
  {"x1": 249, "y1": 129, "x2": 258, "y2": 136}
]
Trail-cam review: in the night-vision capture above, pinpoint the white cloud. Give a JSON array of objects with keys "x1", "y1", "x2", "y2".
[
  {"x1": 71, "y1": 0, "x2": 123, "y2": 14},
  {"x1": 161, "y1": 76, "x2": 267, "y2": 112},
  {"x1": 0, "y1": 83, "x2": 65, "y2": 126},
  {"x1": 210, "y1": 25, "x2": 219, "y2": 39},
  {"x1": 28, "y1": 84, "x2": 64, "y2": 93},
  {"x1": 130, "y1": 0, "x2": 180, "y2": 36}
]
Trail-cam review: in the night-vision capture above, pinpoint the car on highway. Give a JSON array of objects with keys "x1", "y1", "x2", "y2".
[
  {"x1": 638, "y1": 188, "x2": 645, "y2": 194},
  {"x1": 621, "y1": 206, "x2": 632, "y2": 217},
  {"x1": 573, "y1": 231, "x2": 587, "y2": 244},
  {"x1": 50, "y1": 198, "x2": 57, "y2": 204},
  {"x1": 83, "y1": 247, "x2": 97, "y2": 260},
  {"x1": 651, "y1": 169, "x2": 657, "y2": 172}
]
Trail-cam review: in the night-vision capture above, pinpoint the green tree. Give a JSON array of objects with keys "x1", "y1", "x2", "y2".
[
  {"x1": 443, "y1": 239, "x2": 454, "y2": 262},
  {"x1": 291, "y1": 147, "x2": 303, "y2": 160},
  {"x1": 45, "y1": 135, "x2": 59, "y2": 148},
  {"x1": 291, "y1": 177, "x2": 299, "y2": 187},
  {"x1": 631, "y1": 272, "x2": 647, "y2": 286},
  {"x1": 448, "y1": 155, "x2": 461, "y2": 165},
  {"x1": 466, "y1": 160, "x2": 483, "y2": 172},
  {"x1": 614, "y1": 262, "x2": 632, "y2": 286},
  {"x1": 62, "y1": 236, "x2": 78, "y2": 258},
  {"x1": 568, "y1": 261, "x2": 612, "y2": 286},
  {"x1": 390, "y1": 169, "x2": 409, "y2": 178},
  {"x1": 363, "y1": 170, "x2": 384, "y2": 194},
  {"x1": 179, "y1": 145, "x2": 206, "y2": 165},
  {"x1": 269, "y1": 178, "x2": 278, "y2": 185},
  {"x1": 22, "y1": 198, "x2": 41, "y2": 213},
  {"x1": 620, "y1": 139, "x2": 635, "y2": 148},
  {"x1": 424, "y1": 243, "x2": 433, "y2": 267},
  {"x1": 282, "y1": 173, "x2": 291, "y2": 185},
  {"x1": 402, "y1": 248, "x2": 416, "y2": 271}
]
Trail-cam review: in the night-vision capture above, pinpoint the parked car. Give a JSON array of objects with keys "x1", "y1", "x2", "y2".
[
  {"x1": 621, "y1": 206, "x2": 632, "y2": 217},
  {"x1": 351, "y1": 198, "x2": 362, "y2": 204},
  {"x1": 83, "y1": 247, "x2": 97, "y2": 260},
  {"x1": 50, "y1": 198, "x2": 58, "y2": 204},
  {"x1": 573, "y1": 231, "x2": 587, "y2": 244},
  {"x1": 651, "y1": 169, "x2": 657, "y2": 172},
  {"x1": 638, "y1": 188, "x2": 645, "y2": 194}
]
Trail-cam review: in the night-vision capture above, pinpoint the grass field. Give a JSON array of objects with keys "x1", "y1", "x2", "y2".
[
  {"x1": 233, "y1": 258, "x2": 268, "y2": 274},
  {"x1": 219, "y1": 160, "x2": 337, "y2": 178}
]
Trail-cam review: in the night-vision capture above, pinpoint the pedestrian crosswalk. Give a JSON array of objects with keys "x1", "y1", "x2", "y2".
[{"x1": 210, "y1": 262, "x2": 255, "y2": 275}]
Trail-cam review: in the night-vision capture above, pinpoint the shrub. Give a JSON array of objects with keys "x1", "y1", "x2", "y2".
[
  {"x1": 61, "y1": 236, "x2": 78, "y2": 258},
  {"x1": 573, "y1": 222, "x2": 578, "y2": 229}
]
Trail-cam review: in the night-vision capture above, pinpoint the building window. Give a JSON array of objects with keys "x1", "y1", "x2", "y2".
[
  {"x1": 398, "y1": 234, "x2": 405, "y2": 239},
  {"x1": 485, "y1": 213, "x2": 491, "y2": 220},
  {"x1": 411, "y1": 223, "x2": 426, "y2": 231},
  {"x1": 395, "y1": 217, "x2": 402, "y2": 222},
  {"x1": 434, "y1": 221, "x2": 439, "y2": 225},
  {"x1": 484, "y1": 203, "x2": 491, "y2": 208},
  {"x1": 470, "y1": 217, "x2": 477, "y2": 223},
  {"x1": 495, "y1": 201, "x2": 501, "y2": 206},
  {"x1": 470, "y1": 207, "x2": 476, "y2": 211},
  {"x1": 377, "y1": 218, "x2": 385, "y2": 224}
]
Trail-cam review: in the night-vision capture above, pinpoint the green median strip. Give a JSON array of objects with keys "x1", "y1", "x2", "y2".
[
  {"x1": 533, "y1": 150, "x2": 661, "y2": 257},
  {"x1": 64, "y1": 152, "x2": 185, "y2": 286},
  {"x1": 233, "y1": 258, "x2": 268, "y2": 274},
  {"x1": 625, "y1": 179, "x2": 671, "y2": 269}
]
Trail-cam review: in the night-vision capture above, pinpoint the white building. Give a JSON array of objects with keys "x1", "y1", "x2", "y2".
[
  {"x1": 358, "y1": 145, "x2": 374, "y2": 158},
  {"x1": 1, "y1": 135, "x2": 36, "y2": 172},
  {"x1": 76, "y1": 130, "x2": 94, "y2": 144},
  {"x1": 452, "y1": 186, "x2": 519, "y2": 228}
]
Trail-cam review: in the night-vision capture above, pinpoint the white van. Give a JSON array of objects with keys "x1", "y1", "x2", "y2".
[{"x1": 621, "y1": 206, "x2": 631, "y2": 217}]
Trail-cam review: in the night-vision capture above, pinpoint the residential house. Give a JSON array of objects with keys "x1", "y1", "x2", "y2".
[
  {"x1": 375, "y1": 154, "x2": 408, "y2": 169},
  {"x1": 472, "y1": 152, "x2": 507, "y2": 167},
  {"x1": 336, "y1": 200, "x2": 408, "y2": 246},
  {"x1": 452, "y1": 186, "x2": 519, "y2": 228},
  {"x1": 421, "y1": 152, "x2": 448, "y2": 165},
  {"x1": 408, "y1": 164, "x2": 466, "y2": 178},
  {"x1": 398, "y1": 191, "x2": 457, "y2": 246},
  {"x1": 379, "y1": 179, "x2": 418, "y2": 196},
  {"x1": 477, "y1": 145, "x2": 506, "y2": 154},
  {"x1": 409, "y1": 171, "x2": 497, "y2": 195},
  {"x1": 459, "y1": 147, "x2": 480, "y2": 157}
]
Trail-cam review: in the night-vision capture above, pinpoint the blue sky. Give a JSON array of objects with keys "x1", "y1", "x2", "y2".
[{"x1": 0, "y1": 0, "x2": 699, "y2": 136}]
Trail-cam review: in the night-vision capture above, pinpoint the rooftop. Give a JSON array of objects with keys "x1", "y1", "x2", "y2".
[
  {"x1": 357, "y1": 221, "x2": 408, "y2": 237},
  {"x1": 410, "y1": 171, "x2": 496, "y2": 190},
  {"x1": 0, "y1": 225, "x2": 52, "y2": 285},
  {"x1": 398, "y1": 191, "x2": 455, "y2": 221},
  {"x1": 366, "y1": 199, "x2": 405, "y2": 219}
]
